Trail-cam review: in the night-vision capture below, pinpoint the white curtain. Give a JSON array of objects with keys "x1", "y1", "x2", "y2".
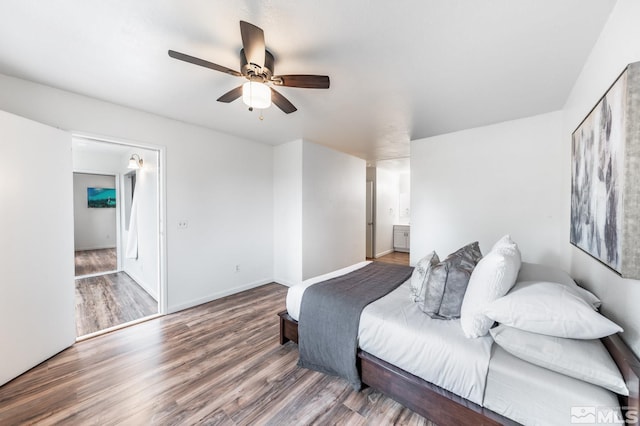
[{"x1": 125, "y1": 190, "x2": 138, "y2": 259}]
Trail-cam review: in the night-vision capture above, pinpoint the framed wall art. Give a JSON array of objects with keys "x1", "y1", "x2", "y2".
[
  {"x1": 570, "y1": 61, "x2": 640, "y2": 278},
  {"x1": 87, "y1": 187, "x2": 116, "y2": 208}
]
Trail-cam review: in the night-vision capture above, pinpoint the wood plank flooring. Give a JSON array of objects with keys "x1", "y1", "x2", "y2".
[
  {"x1": 75, "y1": 248, "x2": 117, "y2": 276},
  {"x1": 0, "y1": 283, "x2": 434, "y2": 425},
  {"x1": 75, "y1": 272, "x2": 157, "y2": 336},
  {"x1": 370, "y1": 251, "x2": 410, "y2": 266}
]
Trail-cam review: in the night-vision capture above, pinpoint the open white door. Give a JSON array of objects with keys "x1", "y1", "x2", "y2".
[{"x1": 0, "y1": 110, "x2": 76, "y2": 386}]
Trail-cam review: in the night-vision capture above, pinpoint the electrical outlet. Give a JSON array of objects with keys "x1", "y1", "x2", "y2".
[{"x1": 178, "y1": 220, "x2": 188, "y2": 229}]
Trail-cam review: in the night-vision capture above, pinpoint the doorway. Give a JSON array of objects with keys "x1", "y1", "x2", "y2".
[
  {"x1": 367, "y1": 159, "x2": 411, "y2": 259},
  {"x1": 73, "y1": 172, "x2": 118, "y2": 277},
  {"x1": 72, "y1": 136, "x2": 165, "y2": 338}
]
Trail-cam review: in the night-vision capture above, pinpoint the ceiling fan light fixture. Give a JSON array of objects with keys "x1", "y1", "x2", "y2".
[
  {"x1": 168, "y1": 21, "x2": 328, "y2": 114},
  {"x1": 242, "y1": 81, "x2": 271, "y2": 109}
]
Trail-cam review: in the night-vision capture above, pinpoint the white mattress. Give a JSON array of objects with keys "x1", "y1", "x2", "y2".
[
  {"x1": 484, "y1": 346, "x2": 623, "y2": 426},
  {"x1": 286, "y1": 261, "x2": 371, "y2": 321},
  {"x1": 287, "y1": 262, "x2": 625, "y2": 425},
  {"x1": 286, "y1": 261, "x2": 493, "y2": 405},
  {"x1": 358, "y1": 280, "x2": 493, "y2": 405}
]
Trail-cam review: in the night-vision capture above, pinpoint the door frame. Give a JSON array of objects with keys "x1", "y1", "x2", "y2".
[
  {"x1": 72, "y1": 132, "x2": 168, "y2": 315},
  {"x1": 366, "y1": 180, "x2": 375, "y2": 258}
]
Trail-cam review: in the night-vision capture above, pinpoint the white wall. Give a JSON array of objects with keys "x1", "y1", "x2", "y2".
[
  {"x1": 273, "y1": 140, "x2": 303, "y2": 286},
  {"x1": 73, "y1": 173, "x2": 117, "y2": 251},
  {"x1": 302, "y1": 141, "x2": 366, "y2": 279},
  {"x1": 411, "y1": 111, "x2": 565, "y2": 266},
  {"x1": 0, "y1": 110, "x2": 76, "y2": 386},
  {"x1": 562, "y1": 0, "x2": 640, "y2": 357},
  {"x1": 374, "y1": 168, "x2": 399, "y2": 257},
  {"x1": 273, "y1": 140, "x2": 366, "y2": 285},
  {"x1": 73, "y1": 148, "x2": 122, "y2": 173},
  {"x1": 0, "y1": 73, "x2": 274, "y2": 313}
]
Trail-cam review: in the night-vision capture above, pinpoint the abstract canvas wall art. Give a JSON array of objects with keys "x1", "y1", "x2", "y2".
[{"x1": 571, "y1": 61, "x2": 640, "y2": 278}]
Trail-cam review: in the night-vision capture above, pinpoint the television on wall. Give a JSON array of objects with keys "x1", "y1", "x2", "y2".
[{"x1": 87, "y1": 187, "x2": 116, "y2": 208}]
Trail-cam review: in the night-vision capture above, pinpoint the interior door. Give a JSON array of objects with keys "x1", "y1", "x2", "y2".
[
  {"x1": 366, "y1": 181, "x2": 374, "y2": 258},
  {"x1": 0, "y1": 110, "x2": 76, "y2": 386}
]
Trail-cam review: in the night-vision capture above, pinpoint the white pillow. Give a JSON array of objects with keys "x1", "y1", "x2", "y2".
[
  {"x1": 490, "y1": 325, "x2": 628, "y2": 395},
  {"x1": 491, "y1": 234, "x2": 519, "y2": 253},
  {"x1": 483, "y1": 281, "x2": 622, "y2": 339},
  {"x1": 517, "y1": 262, "x2": 601, "y2": 310},
  {"x1": 460, "y1": 237, "x2": 521, "y2": 338},
  {"x1": 574, "y1": 285, "x2": 602, "y2": 310},
  {"x1": 409, "y1": 251, "x2": 439, "y2": 304}
]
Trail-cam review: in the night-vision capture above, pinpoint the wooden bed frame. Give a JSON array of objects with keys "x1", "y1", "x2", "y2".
[{"x1": 278, "y1": 310, "x2": 640, "y2": 426}]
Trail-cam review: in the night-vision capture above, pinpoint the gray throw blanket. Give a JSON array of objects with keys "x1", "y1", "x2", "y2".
[{"x1": 297, "y1": 262, "x2": 414, "y2": 390}]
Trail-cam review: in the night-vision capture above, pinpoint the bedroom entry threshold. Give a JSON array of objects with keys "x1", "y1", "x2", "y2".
[{"x1": 76, "y1": 313, "x2": 163, "y2": 342}]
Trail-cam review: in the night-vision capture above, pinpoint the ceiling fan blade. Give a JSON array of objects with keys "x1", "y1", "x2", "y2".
[
  {"x1": 168, "y1": 50, "x2": 242, "y2": 77},
  {"x1": 272, "y1": 75, "x2": 330, "y2": 89},
  {"x1": 217, "y1": 86, "x2": 244, "y2": 103},
  {"x1": 239, "y1": 21, "x2": 265, "y2": 69},
  {"x1": 271, "y1": 88, "x2": 297, "y2": 114}
]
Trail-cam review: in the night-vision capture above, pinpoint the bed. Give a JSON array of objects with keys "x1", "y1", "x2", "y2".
[{"x1": 278, "y1": 258, "x2": 640, "y2": 426}]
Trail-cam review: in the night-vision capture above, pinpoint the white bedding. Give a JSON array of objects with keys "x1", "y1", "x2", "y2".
[
  {"x1": 286, "y1": 261, "x2": 492, "y2": 405},
  {"x1": 286, "y1": 262, "x2": 625, "y2": 425},
  {"x1": 359, "y1": 280, "x2": 493, "y2": 405},
  {"x1": 484, "y1": 346, "x2": 623, "y2": 426},
  {"x1": 286, "y1": 261, "x2": 371, "y2": 321}
]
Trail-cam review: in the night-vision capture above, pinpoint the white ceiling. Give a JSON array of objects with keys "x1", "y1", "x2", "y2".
[{"x1": 0, "y1": 1, "x2": 616, "y2": 165}]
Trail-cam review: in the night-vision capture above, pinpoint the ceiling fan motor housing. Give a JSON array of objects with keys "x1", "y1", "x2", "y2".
[{"x1": 240, "y1": 48, "x2": 274, "y2": 82}]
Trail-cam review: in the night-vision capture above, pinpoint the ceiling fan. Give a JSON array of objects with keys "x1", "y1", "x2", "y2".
[{"x1": 168, "y1": 21, "x2": 330, "y2": 114}]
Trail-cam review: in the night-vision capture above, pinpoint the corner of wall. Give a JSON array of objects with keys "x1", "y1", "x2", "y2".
[
  {"x1": 273, "y1": 140, "x2": 303, "y2": 286},
  {"x1": 561, "y1": 0, "x2": 640, "y2": 358}
]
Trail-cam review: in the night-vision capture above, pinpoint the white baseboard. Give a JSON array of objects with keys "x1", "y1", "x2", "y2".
[
  {"x1": 123, "y1": 269, "x2": 158, "y2": 301},
  {"x1": 375, "y1": 248, "x2": 395, "y2": 258},
  {"x1": 168, "y1": 278, "x2": 274, "y2": 314},
  {"x1": 273, "y1": 277, "x2": 299, "y2": 287}
]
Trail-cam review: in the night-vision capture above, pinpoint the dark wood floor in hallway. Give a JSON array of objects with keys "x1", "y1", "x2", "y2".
[
  {"x1": 1, "y1": 283, "x2": 433, "y2": 425},
  {"x1": 75, "y1": 272, "x2": 157, "y2": 336}
]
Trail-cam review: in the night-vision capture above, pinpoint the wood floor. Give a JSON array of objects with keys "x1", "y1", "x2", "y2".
[
  {"x1": 75, "y1": 248, "x2": 117, "y2": 276},
  {"x1": 370, "y1": 251, "x2": 410, "y2": 266},
  {"x1": 75, "y1": 272, "x2": 157, "y2": 336},
  {"x1": 0, "y1": 283, "x2": 433, "y2": 425}
]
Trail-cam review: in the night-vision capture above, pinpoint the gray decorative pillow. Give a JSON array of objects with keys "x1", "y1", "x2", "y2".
[
  {"x1": 409, "y1": 251, "x2": 440, "y2": 303},
  {"x1": 421, "y1": 242, "x2": 482, "y2": 319}
]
